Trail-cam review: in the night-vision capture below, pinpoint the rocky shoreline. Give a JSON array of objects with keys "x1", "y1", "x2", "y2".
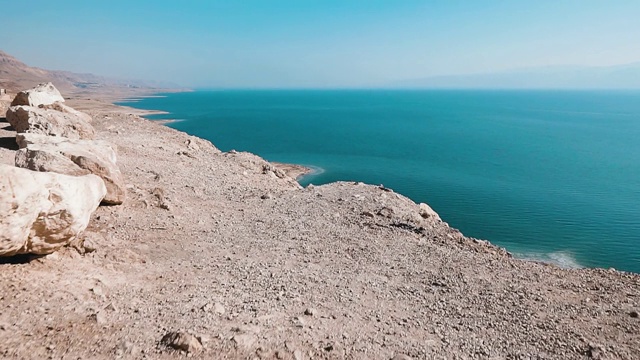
[{"x1": 0, "y1": 84, "x2": 638, "y2": 359}]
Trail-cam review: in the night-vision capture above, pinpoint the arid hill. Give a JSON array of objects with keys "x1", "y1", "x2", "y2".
[
  {"x1": 0, "y1": 50, "x2": 65, "y2": 92},
  {"x1": 0, "y1": 50, "x2": 180, "y2": 94}
]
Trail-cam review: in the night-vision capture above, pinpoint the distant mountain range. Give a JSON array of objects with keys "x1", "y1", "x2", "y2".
[
  {"x1": 0, "y1": 50, "x2": 179, "y2": 93},
  {"x1": 3, "y1": 49, "x2": 639, "y2": 91},
  {"x1": 390, "y1": 63, "x2": 640, "y2": 89}
]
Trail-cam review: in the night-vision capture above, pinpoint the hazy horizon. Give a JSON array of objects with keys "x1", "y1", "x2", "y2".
[{"x1": 2, "y1": 0, "x2": 640, "y2": 88}]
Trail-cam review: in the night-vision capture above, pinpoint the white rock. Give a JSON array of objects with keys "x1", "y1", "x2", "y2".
[
  {"x1": 39, "y1": 101, "x2": 92, "y2": 123},
  {"x1": 15, "y1": 134, "x2": 124, "y2": 204},
  {"x1": 232, "y1": 333, "x2": 257, "y2": 350},
  {"x1": 6, "y1": 105, "x2": 95, "y2": 140},
  {"x1": 213, "y1": 302, "x2": 225, "y2": 314},
  {"x1": 10, "y1": 82, "x2": 65, "y2": 107},
  {"x1": 16, "y1": 133, "x2": 116, "y2": 160},
  {"x1": 0, "y1": 165, "x2": 106, "y2": 256},
  {"x1": 15, "y1": 144, "x2": 85, "y2": 174}
]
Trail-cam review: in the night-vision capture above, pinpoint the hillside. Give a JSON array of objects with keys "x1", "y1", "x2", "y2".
[
  {"x1": 0, "y1": 50, "x2": 68, "y2": 92},
  {"x1": 0, "y1": 50, "x2": 179, "y2": 94}
]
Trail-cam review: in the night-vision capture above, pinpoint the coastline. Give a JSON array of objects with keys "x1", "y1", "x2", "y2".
[
  {"x1": 109, "y1": 91, "x2": 316, "y2": 182},
  {"x1": 65, "y1": 87, "x2": 187, "y2": 117},
  {"x1": 108, "y1": 92, "x2": 626, "y2": 272},
  {"x1": 110, "y1": 92, "x2": 591, "y2": 271},
  {"x1": 2, "y1": 86, "x2": 638, "y2": 358}
]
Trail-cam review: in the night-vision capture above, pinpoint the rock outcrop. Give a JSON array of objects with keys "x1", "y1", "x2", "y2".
[
  {"x1": 419, "y1": 202, "x2": 441, "y2": 221},
  {"x1": 39, "y1": 101, "x2": 92, "y2": 123},
  {"x1": 15, "y1": 134, "x2": 125, "y2": 205},
  {"x1": 0, "y1": 164, "x2": 106, "y2": 256},
  {"x1": 5, "y1": 105, "x2": 95, "y2": 139},
  {"x1": 10, "y1": 82, "x2": 65, "y2": 107}
]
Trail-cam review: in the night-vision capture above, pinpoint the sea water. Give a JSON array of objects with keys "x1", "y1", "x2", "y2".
[{"x1": 118, "y1": 90, "x2": 640, "y2": 273}]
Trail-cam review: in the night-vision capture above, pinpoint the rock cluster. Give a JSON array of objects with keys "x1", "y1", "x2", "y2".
[
  {"x1": 6, "y1": 105, "x2": 95, "y2": 139},
  {"x1": 0, "y1": 83, "x2": 125, "y2": 256},
  {"x1": 6, "y1": 83, "x2": 94, "y2": 139},
  {"x1": 0, "y1": 165, "x2": 106, "y2": 256}
]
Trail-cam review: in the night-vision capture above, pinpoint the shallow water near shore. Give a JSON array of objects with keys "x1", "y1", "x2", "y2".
[{"x1": 118, "y1": 90, "x2": 640, "y2": 273}]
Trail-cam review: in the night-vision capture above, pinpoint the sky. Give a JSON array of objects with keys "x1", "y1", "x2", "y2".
[{"x1": 1, "y1": 0, "x2": 639, "y2": 88}]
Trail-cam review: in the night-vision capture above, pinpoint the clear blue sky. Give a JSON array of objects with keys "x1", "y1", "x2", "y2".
[{"x1": 1, "y1": 0, "x2": 639, "y2": 88}]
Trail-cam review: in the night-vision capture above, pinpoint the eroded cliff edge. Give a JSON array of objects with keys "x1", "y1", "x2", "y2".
[{"x1": 0, "y1": 93, "x2": 638, "y2": 359}]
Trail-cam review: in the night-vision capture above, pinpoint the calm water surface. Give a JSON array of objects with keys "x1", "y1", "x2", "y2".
[{"x1": 118, "y1": 90, "x2": 640, "y2": 273}]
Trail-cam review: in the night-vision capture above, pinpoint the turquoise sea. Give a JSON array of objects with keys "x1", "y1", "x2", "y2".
[{"x1": 118, "y1": 90, "x2": 640, "y2": 273}]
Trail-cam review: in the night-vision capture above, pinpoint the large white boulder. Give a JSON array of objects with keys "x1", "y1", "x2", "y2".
[
  {"x1": 10, "y1": 82, "x2": 65, "y2": 107},
  {"x1": 5, "y1": 105, "x2": 95, "y2": 140},
  {"x1": 15, "y1": 134, "x2": 125, "y2": 205},
  {"x1": 0, "y1": 164, "x2": 106, "y2": 256}
]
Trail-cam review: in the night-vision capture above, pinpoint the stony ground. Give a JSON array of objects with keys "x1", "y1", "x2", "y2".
[{"x1": 0, "y1": 99, "x2": 638, "y2": 359}]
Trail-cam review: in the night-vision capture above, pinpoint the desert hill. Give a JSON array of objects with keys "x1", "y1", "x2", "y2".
[
  {"x1": 0, "y1": 50, "x2": 64, "y2": 92},
  {"x1": 0, "y1": 50, "x2": 179, "y2": 94}
]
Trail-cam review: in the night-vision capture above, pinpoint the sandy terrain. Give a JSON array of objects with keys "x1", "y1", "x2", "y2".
[{"x1": 0, "y1": 94, "x2": 638, "y2": 359}]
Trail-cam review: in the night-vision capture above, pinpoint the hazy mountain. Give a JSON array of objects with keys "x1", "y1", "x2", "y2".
[
  {"x1": 391, "y1": 63, "x2": 640, "y2": 89},
  {"x1": 0, "y1": 50, "x2": 179, "y2": 93},
  {"x1": 0, "y1": 50, "x2": 67, "y2": 91}
]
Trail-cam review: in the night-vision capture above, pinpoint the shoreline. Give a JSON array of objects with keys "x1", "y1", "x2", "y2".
[
  {"x1": 1, "y1": 85, "x2": 639, "y2": 358},
  {"x1": 109, "y1": 92, "x2": 629, "y2": 273},
  {"x1": 110, "y1": 92, "x2": 591, "y2": 272},
  {"x1": 113, "y1": 92, "x2": 318, "y2": 183}
]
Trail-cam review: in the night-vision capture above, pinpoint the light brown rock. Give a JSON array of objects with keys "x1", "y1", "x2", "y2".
[
  {"x1": 6, "y1": 105, "x2": 95, "y2": 139},
  {"x1": 14, "y1": 135, "x2": 125, "y2": 205},
  {"x1": 391, "y1": 355, "x2": 413, "y2": 360},
  {"x1": 10, "y1": 82, "x2": 65, "y2": 107},
  {"x1": 213, "y1": 302, "x2": 225, "y2": 314},
  {"x1": 419, "y1": 202, "x2": 441, "y2": 221},
  {"x1": 15, "y1": 145, "x2": 86, "y2": 175},
  {"x1": 161, "y1": 332, "x2": 203, "y2": 353},
  {"x1": 0, "y1": 164, "x2": 106, "y2": 256},
  {"x1": 39, "y1": 101, "x2": 92, "y2": 123}
]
